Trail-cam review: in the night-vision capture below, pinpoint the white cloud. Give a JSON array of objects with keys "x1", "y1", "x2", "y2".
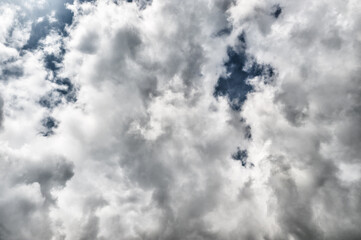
[
  {"x1": 234, "y1": 0, "x2": 361, "y2": 238},
  {"x1": 0, "y1": 0, "x2": 360, "y2": 239}
]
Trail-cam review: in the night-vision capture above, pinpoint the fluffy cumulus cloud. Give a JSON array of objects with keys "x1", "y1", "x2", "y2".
[{"x1": 0, "y1": 0, "x2": 361, "y2": 239}]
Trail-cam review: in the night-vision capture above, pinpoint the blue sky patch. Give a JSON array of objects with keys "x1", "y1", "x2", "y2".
[
  {"x1": 41, "y1": 116, "x2": 59, "y2": 137},
  {"x1": 232, "y1": 148, "x2": 248, "y2": 167},
  {"x1": 214, "y1": 33, "x2": 275, "y2": 111},
  {"x1": 272, "y1": 4, "x2": 282, "y2": 18},
  {"x1": 215, "y1": 26, "x2": 233, "y2": 37}
]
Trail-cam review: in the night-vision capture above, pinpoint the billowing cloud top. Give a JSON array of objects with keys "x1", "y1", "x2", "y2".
[{"x1": 0, "y1": 0, "x2": 361, "y2": 239}]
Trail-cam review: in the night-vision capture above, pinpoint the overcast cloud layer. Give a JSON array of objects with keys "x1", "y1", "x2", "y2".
[{"x1": 0, "y1": 0, "x2": 361, "y2": 239}]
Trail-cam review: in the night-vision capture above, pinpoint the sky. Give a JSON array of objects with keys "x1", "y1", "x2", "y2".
[{"x1": 0, "y1": 0, "x2": 361, "y2": 239}]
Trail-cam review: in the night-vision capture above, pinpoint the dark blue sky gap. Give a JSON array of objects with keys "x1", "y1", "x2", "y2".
[
  {"x1": 214, "y1": 32, "x2": 275, "y2": 167},
  {"x1": 33, "y1": 0, "x2": 152, "y2": 115},
  {"x1": 24, "y1": 0, "x2": 77, "y2": 107},
  {"x1": 41, "y1": 116, "x2": 59, "y2": 137},
  {"x1": 12, "y1": 1, "x2": 276, "y2": 136},
  {"x1": 272, "y1": 4, "x2": 282, "y2": 18},
  {"x1": 214, "y1": 33, "x2": 274, "y2": 111},
  {"x1": 17, "y1": 0, "x2": 78, "y2": 136},
  {"x1": 0, "y1": 64, "x2": 23, "y2": 81},
  {"x1": 232, "y1": 148, "x2": 248, "y2": 167},
  {"x1": 214, "y1": 46, "x2": 252, "y2": 110},
  {"x1": 22, "y1": 0, "x2": 74, "y2": 51}
]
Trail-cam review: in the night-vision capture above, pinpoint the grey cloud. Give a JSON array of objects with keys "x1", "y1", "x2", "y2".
[
  {"x1": 275, "y1": 83, "x2": 309, "y2": 126},
  {"x1": 0, "y1": 152, "x2": 74, "y2": 240},
  {"x1": 0, "y1": 190, "x2": 53, "y2": 240},
  {"x1": 1, "y1": 65, "x2": 23, "y2": 81},
  {"x1": 269, "y1": 155, "x2": 324, "y2": 240},
  {"x1": 237, "y1": 0, "x2": 361, "y2": 239},
  {"x1": 321, "y1": 29, "x2": 342, "y2": 50},
  {"x1": 79, "y1": 214, "x2": 100, "y2": 240},
  {"x1": 61, "y1": 0, "x2": 361, "y2": 238},
  {"x1": 20, "y1": 156, "x2": 74, "y2": 202},
  {"x1": 0, "y1": 96, "x2": 3, "y2": 128},
  {"x1": 0, "y1": 57, "x2": 24, "y2": 81},
  {"x1": 77, "y1": 31, "x2": 99, "y2": 54},
  {"x1": 111, "y1": 26, "x2": 142, "y2": 60},
  {"x1": 87, "y1": 25, "x2": 143, "y2": 86}
]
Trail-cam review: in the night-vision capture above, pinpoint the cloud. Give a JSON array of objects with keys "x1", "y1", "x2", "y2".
[
  {"x1": 0, "y1": 0, "x2": 361, "y2": 239},
  {"x1": 236, "y1": 0, "x2": 361, "y2": 238},
  {"x1": 0, "y1": 96, "x2": 3, "y2": 130},
  {"x1": 0, "y1": 146, "x2": 73, "y2": 240}
]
